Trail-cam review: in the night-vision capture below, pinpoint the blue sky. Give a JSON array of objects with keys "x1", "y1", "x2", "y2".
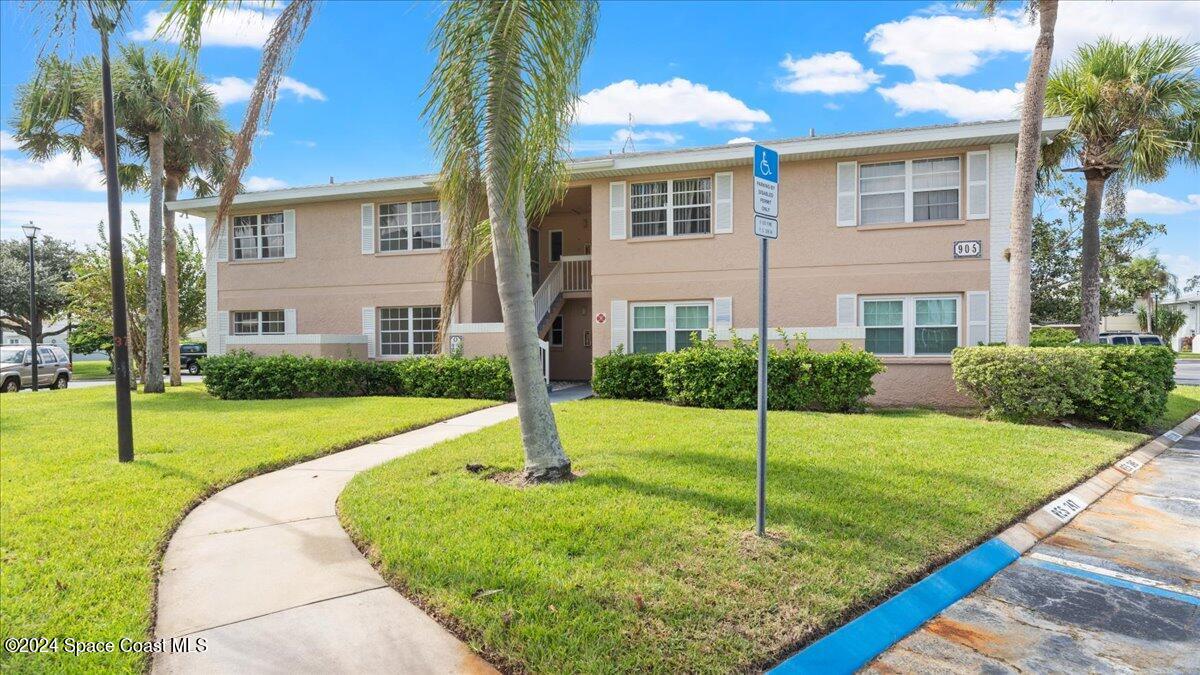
[{"x1": 1, "y1": 0, "x2": 1196, "y2": 282}]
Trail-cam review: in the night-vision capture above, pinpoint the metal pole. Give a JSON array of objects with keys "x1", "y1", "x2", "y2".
[
  {"x1": 28, "y1": 234, "x2": 39, "y2": 392},
  {"x1": 756, "y1": 236, "x2": 768, "y2": 536},
  {"x1": 99, "y1": 28, "x2": 135, "y2": 462}
]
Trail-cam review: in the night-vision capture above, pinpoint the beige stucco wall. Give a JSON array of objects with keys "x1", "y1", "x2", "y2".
[
  {"x1": 549, "y1": 298, "x2": 593, "y2": 380},
  {"x1": 869, "y1": 362, "x2": 974, "y2": 408},
  {"x1": 228, "y1": 342, "x2": 368, "y2": 360}
]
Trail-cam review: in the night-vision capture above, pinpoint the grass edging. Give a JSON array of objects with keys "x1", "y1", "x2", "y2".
[
  {"x1": 767, "y1": 407, "x2": 1200, "y2": 671},
  {"x1": 142, "y1": 401, "x2": 503, "y2": 673}
]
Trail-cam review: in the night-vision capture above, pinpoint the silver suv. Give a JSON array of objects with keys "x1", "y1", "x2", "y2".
[
  {"x1": 1098, "y1": 332, "x2": 1165, "y2": 346},
  {"x1": 0, "y1": 344, "x2": 73, "y2": 392}
]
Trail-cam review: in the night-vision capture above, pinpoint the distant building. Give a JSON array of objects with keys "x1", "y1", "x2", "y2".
[{"x1": 1162, "y1": 294, "x2": 1199, "y2": 352}]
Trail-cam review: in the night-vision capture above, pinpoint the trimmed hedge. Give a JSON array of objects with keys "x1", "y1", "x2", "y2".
[
  {"x1": 201, "y1": 351, "x2": 512, "y2": 401},
  {"x1": 594, "y1": 338, "x2": 885, "y2": 413},
  {"x1": 952, "y1": 345, "x2": 1175, "y2": 429},
  {"x1": 1029, "y1": 327, "x2": 1078, "y2": 347}
]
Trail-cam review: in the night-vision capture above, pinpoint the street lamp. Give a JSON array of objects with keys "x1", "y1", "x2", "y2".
[{"x1": 21, "y1": 222, "x2": 41, "y2": 392}]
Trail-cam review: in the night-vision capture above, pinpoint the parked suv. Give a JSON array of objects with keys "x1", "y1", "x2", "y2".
[
  {"x1": 180, "y1": 342, "x2": 206, "y2": 375},
  {"x1": 1098, "y1": 331, "x2": 1165, "y2": 346},
  {"x1": 1, "y1": 344, "x2": 72, "y2": 392}
]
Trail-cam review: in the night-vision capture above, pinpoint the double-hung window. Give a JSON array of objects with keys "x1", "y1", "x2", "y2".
[
  {"x1": 379, "y1": 306, "x2": 440, "y2": 356},
  {"x1": 630, "y1": 302, "x2": 711, "y2": 353},
  {"x1": 379, "y1": 200, "x2": 442, "y2": 252},
  {"x1": 232, "y1": 213, "x2": 285, "y2": 260},
  {"x1": 629, "y1": 177, "x2": 712, "y2": 237},
  {"x1": 550, "y1": 315, "x2": 564, "y2": 347},
  {"x1": 861, "y1": 296, "x2": 960, "y2": 356},
  {"x1": 232, "y1": 310, "x2": 285, "y2": 336},
  {"x1": 858, "y1": 157, "x2": 961, "y2": 225}
]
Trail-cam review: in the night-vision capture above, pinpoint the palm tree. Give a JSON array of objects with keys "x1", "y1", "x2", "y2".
[
  {"x1": 1118, "y1": 256, "x2": 1177, "y2": 333},
  {"x1": 113, "y1": 45, "x2": 191, "y2": 393},
  {"x1": 16, "y1": 0, "x2": 135, "y2": 460},
  {"x1": 961, "y1": 0, "x2": 1059, "y2": 346},
  {"x1": 426, "y1": 0, "x2": 598, "y2": 481},
  {"x1": 1044, "y1": 37, "x2": 1200, "y2": 342}
]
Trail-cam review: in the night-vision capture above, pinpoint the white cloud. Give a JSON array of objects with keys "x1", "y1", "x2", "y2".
[
  {"x1": 1127, "y1": 189, "x2": 1200, "y2": 216},
  {"x1": 1054, "y1": 1, "x2": 1200, "y2": 62},
  {"x1": 727, "y1": 137, "x2": 755, "y2": 145},
  {"x1": 613, "y1": 129, "x2": 681, "y2": 146},
  {"x1": 255, "y1": 130, "x2": 274, "y2": 137},
  {"x1": 0, "y1": 153, "x2": 105, "y2": 192},
  {"x1": 0, "y1": 200, "x2": 152, "y2": 246},
  {"x1": 877, "y1": 80, "x2": 1023, "y2": 122},
  {"x1": 0, "y1": 130, "x2": 18, "y2": 152},
  {"x1": 1160, "y1": 253, "x2": 1200, "y2": 288},
  {"x1": 243, "y1": 176, "x2": 288, "y2": 191},
  {"x1": 292, "y1": 140, "x2": 317, "y2": 148},
  {"x1": 132, "y1": 6, "x2": 277, "y2": 49},
  {"x1": 823, "y1": 102, "x2": 842, "y2": 111},
  {"x1": 207, "y1": 76, "x2": 326, "y2": 106},
  {"x1": 776, "y1": 51, "x2": 882, "y2": 94},
  {"x1": 866, "y1": 13, "x2": 1035, "y2": 80},
  {"x1": 576, "y1": 78, "x2": 770, "y2": 132},
  {"x1": 571, "y1": 129, "x2": 682, "y2": 154}
]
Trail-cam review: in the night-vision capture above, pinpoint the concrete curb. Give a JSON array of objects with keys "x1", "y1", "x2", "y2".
[{"x1": 770, "y1": 412, "x2": 1200, "y2": 675}]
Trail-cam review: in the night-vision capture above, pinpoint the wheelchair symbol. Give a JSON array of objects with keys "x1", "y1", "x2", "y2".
[{"x1": 759, "y1": 151, "x2": 773, "y2": 177}]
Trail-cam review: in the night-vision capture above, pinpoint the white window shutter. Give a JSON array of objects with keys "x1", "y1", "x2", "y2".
[
  {"x1": 218, "y1": 310, "x2": 230, "y2": 335},
  {"x1": 609, "y1": 182, "x2": 627, "y2": 240},
  {"x1": 714, "y1": 172, "x2": 734, "y2": 234},
  {"x1": 610, "y1": 299, "x2": 628, "y2": 351},
  {"x1": 836, "y1": 161, "x2": 857, "y2": 227},
  {"x1": 714, "y1": 297, "x2": 733, "y2": 330},
  {"x1": 967, "y1": 291, "x2": 990, "y2": 346},
  {"x1": 215, "y1": 217, "x2": 229, "y2": 262},
  {"x1": 283, "y1": 209, "x2": 296, "y2": 258},
  {"x1": 966, "y1": 151, "x2": 990, "y2": 220},
  {"x1": 362, "y1": 307, "x2": 376, "y2": 358},
  {"x1": 837, "y1": 294, "x2": 857, "y2": 327},
  {"x1": 361, "y1": 203, "x2": 375, "y2": 254},
  {"x1": 284, "y1": 308, "x2": 297, "y2": 335}
]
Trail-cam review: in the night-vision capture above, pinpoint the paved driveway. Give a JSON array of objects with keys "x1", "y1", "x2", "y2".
[{"x1": 867, "y1": 430, "x2": 1200, "y2": 673}]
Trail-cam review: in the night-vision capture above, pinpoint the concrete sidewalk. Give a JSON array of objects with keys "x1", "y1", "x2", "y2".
[
  {"x1": 153, "y1": 386, "x2": 591, "y2": 674},
  {"x1": 867, "y1": 427, "x2": 1200, "y2": 674}
]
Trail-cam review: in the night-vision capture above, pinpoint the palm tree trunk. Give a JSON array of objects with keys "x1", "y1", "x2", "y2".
[
  {"x1": 1006, "y1": 0, "x2": 1058, "y2": 346},
  {"x1": 1079, "y1": 172, "x2": 1105, "y2": 342},
  {"x1": 485, "y1": 178, "x2": 571, "y2": 481},
  {"x1": 164, "y1": 175, "x2": 182, "y2": 386},
  {"x1": 143, "y1": 131, "x2": 166, "y2": 393}
]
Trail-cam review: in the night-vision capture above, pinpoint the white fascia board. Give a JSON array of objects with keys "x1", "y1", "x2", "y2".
[{"x1": 169, "y1": 118, "x2": 1070, "y2": 215}]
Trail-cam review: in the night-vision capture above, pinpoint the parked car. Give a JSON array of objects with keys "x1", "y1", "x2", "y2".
[
  {"x1": 1097, "y1": 331, "x2": 1165, "y2": 346},
  {"x1": 0, "y1": 344, "x2": 72, "y2": 392},
  {"x1": 179, "y1": 342, "x2": 207, "y2": 375}
]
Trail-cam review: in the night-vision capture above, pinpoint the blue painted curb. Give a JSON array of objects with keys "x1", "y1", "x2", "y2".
[{"x1": 770, "y1": 537, "x2": 1020, "y2": 675}]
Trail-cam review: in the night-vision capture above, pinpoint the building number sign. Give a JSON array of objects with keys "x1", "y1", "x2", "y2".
[{"x1": 953, "y1": 240, "x2": 982, "y2": 258}]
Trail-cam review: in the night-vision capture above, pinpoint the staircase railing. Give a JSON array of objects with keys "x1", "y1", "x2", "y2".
[
  {"x1": 561, "y1": 255, "x2": 592, "y2": 293},
  {"x1": 532, "y1": 261, "x2": 564, "y2": 328}
]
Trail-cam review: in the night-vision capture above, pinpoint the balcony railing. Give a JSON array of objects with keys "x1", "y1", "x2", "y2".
[{"x1": 561, "y1": 255, "x2": 591, "y2": 293}]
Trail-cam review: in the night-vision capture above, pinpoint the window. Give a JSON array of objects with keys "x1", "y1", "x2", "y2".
[
  {"x1": 550, "y1": 315, "x2": 564, "y2": 346},
  {"x1": 630, "y1": 302, "x2": 711, "y2": 353},
  {"x1": 232, "y1": 213, "x2": 285, "y2": 260},
  {"x1": 232, "y1": 310, "x2": 285, "y2": 336},
  {"x1": 379, "y1": 201, "x2": 442, "y2": 252},
  {"x1": 630, "y1": 177, "x2": 712, "y2": 237},
  {"x1": 1110, "y1": 335, "x2": 1134, "y2": 345},
  {"x1": 861, "y1": 296, "x2": 959, "y2": 356},
  {"x1": 379, "y1": 306, "x2": 441, "y2": 356},
  {"x1": 858, "y1": 157, "x2": 960, "y2": 225},
  {"x1": 38, "y1": 347, "x2": 57, "y2": 364},
  {"x1": 1138, "y1": 336, "x2": 1163, "y2": 346},
  {"x1": 549, "y1": 230, "x2": 563, "y2": 262}
]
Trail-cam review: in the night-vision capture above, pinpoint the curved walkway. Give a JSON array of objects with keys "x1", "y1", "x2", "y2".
[{"x1": 153, "y1": 386, "x2": 591, "y2": 674}]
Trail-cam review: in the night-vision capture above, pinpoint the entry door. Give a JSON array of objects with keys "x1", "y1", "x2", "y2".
[{"x1": 528, "y1": 227, "x2": 540, "y2": 289}]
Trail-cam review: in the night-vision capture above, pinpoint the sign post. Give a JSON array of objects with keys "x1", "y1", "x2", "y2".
[{"x1": 753, "y1": 145, "x2": 778, "y2": 537}]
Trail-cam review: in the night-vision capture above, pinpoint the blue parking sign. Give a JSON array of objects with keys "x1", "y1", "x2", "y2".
[{"x1": 753, "y1": 145, "x2": 779, "y2": 219}]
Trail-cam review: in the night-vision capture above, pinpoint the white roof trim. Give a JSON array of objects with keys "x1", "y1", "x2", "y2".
[{"x1": 168, "y1": 117, "x2": 1069, "y2": 215}]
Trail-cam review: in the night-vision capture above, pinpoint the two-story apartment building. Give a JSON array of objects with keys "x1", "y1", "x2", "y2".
[{"x1": 168, "y1": 117, "x2": 1070, "y2": 407}]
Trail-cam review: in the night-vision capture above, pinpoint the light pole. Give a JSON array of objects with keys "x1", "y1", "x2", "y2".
[{"x1": 21, "y1": 222, "x2": 41, "y2": 392}]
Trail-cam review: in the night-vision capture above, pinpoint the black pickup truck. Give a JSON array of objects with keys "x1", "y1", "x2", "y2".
[{"x1": 179, "y1": 342, "x2": 206, "y2": 375}]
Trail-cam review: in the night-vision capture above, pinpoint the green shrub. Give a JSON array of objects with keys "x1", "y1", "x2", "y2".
[
  {"x1": 952, "y1": 345, "x2": 1175, "y2": 429},
  {"x1": 1075, "y1": 345, "x2": 1175, "y2": 430},
  {"x1": 202, "y1": 351, "x2": 512, "y2": 401},
  {"x1": 952, "y1": 347, "x2": 1100, "y2": 423},
  {"x1": 1029, "y1": 327, "x2": 1077, "y2": 347},
  {"x1": 592, "y1": 349, "x2": 666, "y2": 400},
  {"x1": 645, "y1": 336, "x2": 884, "y2": 412}
]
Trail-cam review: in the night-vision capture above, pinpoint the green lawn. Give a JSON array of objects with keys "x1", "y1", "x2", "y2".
[
  {"x1": 1177, "y1": 351, "x2": 1200, "y2": 360},
  {"x1": 69, "y1": 359, "x2": 112, "y2": 380},
  {"x1": 0, "y1": 385, "x2": 493, "y2": 674},
  {"x1": 1161, "y1": 385, "x2": 1200, "y2": 429},
  {"x1": 340, "y1": 387, "x2": 1200, "y2": 674}
]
